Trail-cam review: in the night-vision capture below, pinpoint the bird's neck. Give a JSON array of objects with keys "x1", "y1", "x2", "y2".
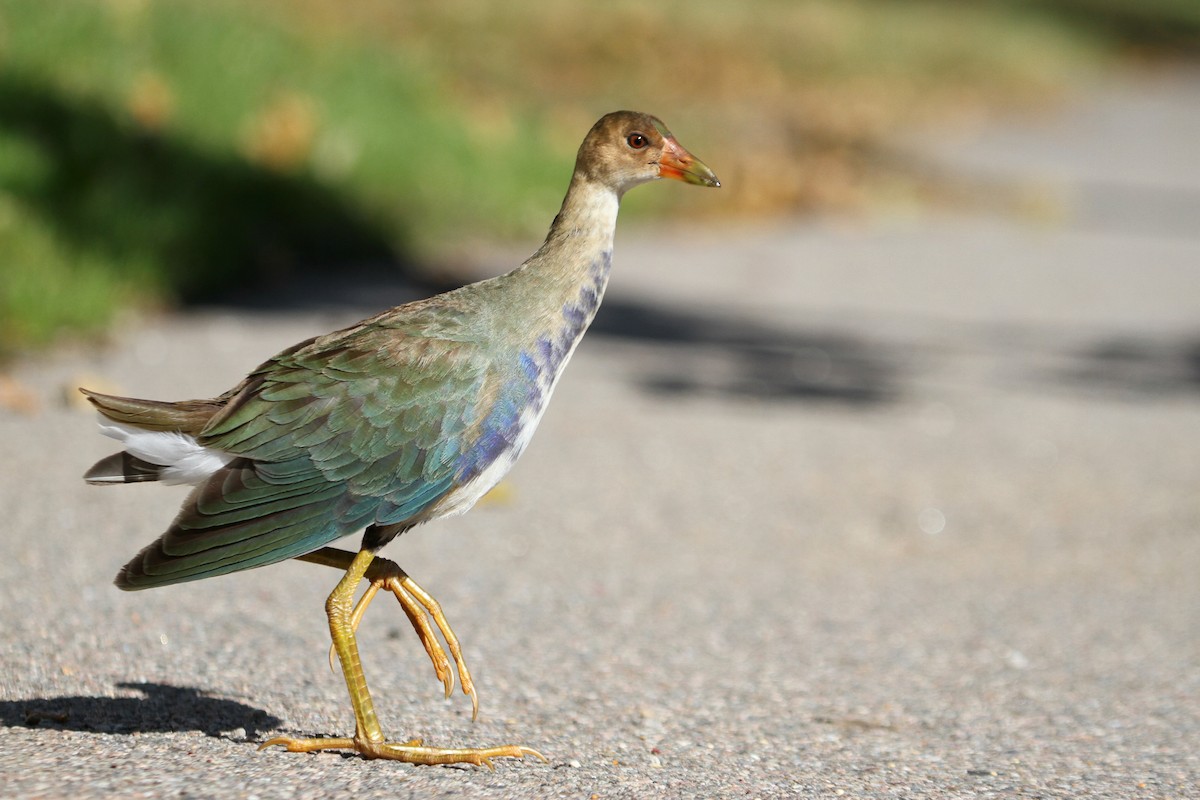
[
  {"x1": 527, "y1": 173, "x2": 620, "y2": 289},
  {"x1": 506, "y1": 173, "x2": 620, "y2": 345}
]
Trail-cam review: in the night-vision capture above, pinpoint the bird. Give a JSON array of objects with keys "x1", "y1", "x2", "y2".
[{"x1": 81, "y1": 110, "x2": 719, "y2": 767}]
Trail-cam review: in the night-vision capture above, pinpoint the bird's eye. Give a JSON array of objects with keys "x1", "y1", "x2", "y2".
[{"x1": 626, "y1": 133, "x2": 647, "y2": 150}]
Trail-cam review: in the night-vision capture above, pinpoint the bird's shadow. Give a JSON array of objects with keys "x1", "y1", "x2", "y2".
[{"x1": 0, "y1": 682, "x2": 279, "y2": 741}]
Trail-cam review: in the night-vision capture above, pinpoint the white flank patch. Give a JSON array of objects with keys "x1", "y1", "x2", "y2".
[
  {"x1": 434, "y1": 406, "x2": 543, "y2": 519},
  {"x1": 97, "y1": 416, "x2": 236, "y2": 486},
  {"x1": 433, "y1": 343, "x2": 576, "y2": 520}
]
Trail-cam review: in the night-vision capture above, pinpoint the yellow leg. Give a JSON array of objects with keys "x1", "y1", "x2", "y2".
[
  {"x1": 259, "y1": 548, "x2": 544, "y2": 767},
  {"x1": 298, "y1": 547, "x2": 476, "y2": 716}
]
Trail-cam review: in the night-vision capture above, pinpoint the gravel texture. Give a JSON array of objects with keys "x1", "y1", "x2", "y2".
[{"x1": 1, "y1": 72, "x2": 1198, "y2": 798}]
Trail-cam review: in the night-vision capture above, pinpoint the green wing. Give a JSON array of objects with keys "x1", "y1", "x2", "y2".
[{"x1": 118, "y1": 306, "x2": 506, "y2": 590}]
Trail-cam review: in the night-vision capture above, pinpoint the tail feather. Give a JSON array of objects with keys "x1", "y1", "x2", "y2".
[
  {"x1": 80, "y1": 388, "x2": 222, "y2": 434},
  {"x1": 85, "y1": 452, "x2": 165, "y2": 485},
  {"x1": 80, "y1": 387, "x2": 235, "y2": 487}
]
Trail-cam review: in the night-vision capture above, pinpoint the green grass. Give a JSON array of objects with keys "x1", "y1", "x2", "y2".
[
  {"x1": 0, "y1": 0, "x2": 1154, "y2": 359},
  {"x1": 0, "y1": 194, "x2": 146, "y2": 350}
]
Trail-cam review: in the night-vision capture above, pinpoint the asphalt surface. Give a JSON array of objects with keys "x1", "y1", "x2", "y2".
[{"x1": 2, "y1": 72, "x2": 1198, "y2": 798}]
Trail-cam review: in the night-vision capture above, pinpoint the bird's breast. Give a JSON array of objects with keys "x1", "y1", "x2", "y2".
[{"x1": 435, "y1": 250, "x2": 611, "y2": 518}]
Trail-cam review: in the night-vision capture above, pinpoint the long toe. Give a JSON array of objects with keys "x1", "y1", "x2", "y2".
[
  {"x1": 259, "y1": 733, "x2": 544, "y2": 767},
  {"x1": 360, "y1": 739, "x2": 547, "y2": 768}
]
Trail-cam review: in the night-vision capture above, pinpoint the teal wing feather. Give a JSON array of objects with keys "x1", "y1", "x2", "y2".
[{"x1": 117, "y1": 302, "x2": 508, "y2": 590}]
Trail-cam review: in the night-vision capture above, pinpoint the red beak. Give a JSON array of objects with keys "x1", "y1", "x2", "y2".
[{"x1": 658, "y1": 137, "x2": 720, "y2": 187}]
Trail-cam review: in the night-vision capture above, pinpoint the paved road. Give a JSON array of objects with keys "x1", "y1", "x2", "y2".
[{"x1": 2, "y1": 73, "x2": 1198, "y2": 798}]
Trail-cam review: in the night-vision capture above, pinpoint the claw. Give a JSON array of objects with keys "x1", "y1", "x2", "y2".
[
  {"x1": 395, "y1": 574, "x2": 479, "y2": 720},
  {"x1": 389, "y1": 577, "x2": 455, "y2": 699}
]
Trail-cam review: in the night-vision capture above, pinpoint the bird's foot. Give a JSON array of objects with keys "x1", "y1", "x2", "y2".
[
  {"x1": 258, "y1": 734, "x2": 545, "y2": 768},
  {"x1": 329, "y1": 556, "x2": 479, "y2": 719}
]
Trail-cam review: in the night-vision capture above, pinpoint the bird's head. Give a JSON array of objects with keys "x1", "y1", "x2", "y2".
[{"x1": 574, "y1": 111, "x2": 720, "y2": 196}]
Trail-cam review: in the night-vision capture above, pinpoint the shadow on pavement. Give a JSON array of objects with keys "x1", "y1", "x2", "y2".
[
  {"x1": 1, "y1": 682, "x2": 279, "y2": 740},
  {"x1": 591, "y1": 298, "x2": 900, "y2": 405},
  {"x1": 1053, "y1": 335, "x2": 1200, "y2": 398}
]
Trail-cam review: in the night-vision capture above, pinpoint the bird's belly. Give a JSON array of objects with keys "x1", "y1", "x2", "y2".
[{"x1": 433, "y1": 400, "x2": 547, "y2": 519}]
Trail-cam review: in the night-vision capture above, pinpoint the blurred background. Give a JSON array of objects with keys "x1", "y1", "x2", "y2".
[
  {"x1": 1, "y1": 0, "x2": 1198, "y2": 359},
  {"x1": 2, "y1": 4, "x2": 1199, "y2": 795}
]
